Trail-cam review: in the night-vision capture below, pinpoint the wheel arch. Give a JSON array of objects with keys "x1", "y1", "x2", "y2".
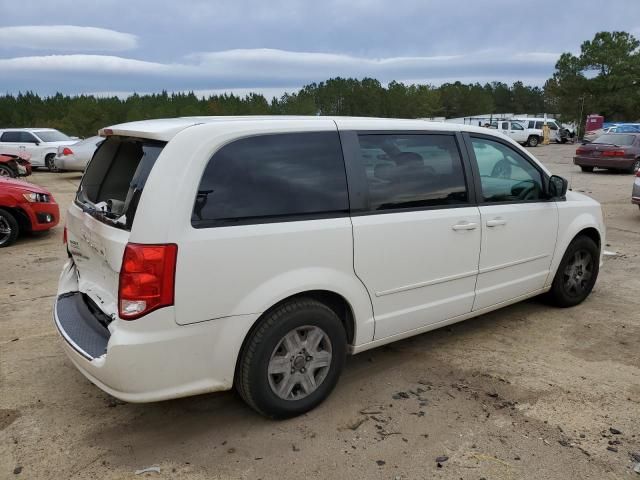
[
  {"x1": 546, "y1": 212, "x2": 604, "y2": 287},
  {"x1": 233, "y1": 289, "x2": 359, "y2": 387},
  {"x1": 0, "y1": 205, "x2": 31, "y2": 232}
]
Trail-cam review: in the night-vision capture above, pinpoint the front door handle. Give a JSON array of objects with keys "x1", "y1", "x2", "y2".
[
  {"x1": 452, "y1": 222, "x2": 478, "y2": 231},
  {"x1": 486, "y1": 218, "x2": 507, "y2": 227}
]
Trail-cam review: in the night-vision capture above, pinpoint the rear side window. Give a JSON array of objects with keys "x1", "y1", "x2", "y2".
[
  {"x1": 192, "y1": 132, "x2": 348, "y2": 227},
  {"x1": 1, "y1": 131, "x2": 36, "y2": 142},
  {"x1": 77, "y1": 136, "x2": 165, "y2": 229},
  {"x1": 357, "y1": 134, "x2": 468, "y2": 211}
]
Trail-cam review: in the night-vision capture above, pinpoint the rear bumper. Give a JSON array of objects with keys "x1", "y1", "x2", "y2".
[
  {"x1": 54, "y1": 155, "x2": 86, "y2": 172},
  {"x1": 53, "y1": 286, "x2": 259, "y2": 402},
  {"x1": 573, "y1": 155, "x2": 635, "y2": 169}
]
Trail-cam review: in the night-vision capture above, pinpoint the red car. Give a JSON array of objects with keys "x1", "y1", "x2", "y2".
[
  {"x1": 0, "y1": 153, "x2": 33, "y2": 178},
  {"x1": 0, "y1": 177, "x2": 59, "y2": 247}
]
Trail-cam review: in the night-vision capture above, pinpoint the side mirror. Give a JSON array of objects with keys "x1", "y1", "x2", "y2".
[
  {"x1": 34, "y1": 141, "x2": 40, "y2": 146},
  {"x1": 548, "y1": 175, "x2": 568, "y2": 199}
]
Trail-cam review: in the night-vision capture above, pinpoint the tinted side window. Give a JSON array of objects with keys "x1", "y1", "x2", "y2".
[
  {"x1": 511, "y1": 123, "x2": 524, "y2": 130},
  {"x1": 1, "y1": 131, "x2": 21, "y2": 142},
  {"x1": 471, "y1": 137, "x2": 543, "y2": 202},
  {"x1": 192, "y1": 132, "x2": 348, "y2": 226},
  {"x1": 20, "y1": 132, "x2": 38, "y2": 143},
  {"x1": 357, "y1": 134, "x2": 468, "y2": 211}
]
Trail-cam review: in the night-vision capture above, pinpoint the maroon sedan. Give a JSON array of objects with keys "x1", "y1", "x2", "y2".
[{"x1": 574, "y1": 133, "x2": 640, "y2": 174}]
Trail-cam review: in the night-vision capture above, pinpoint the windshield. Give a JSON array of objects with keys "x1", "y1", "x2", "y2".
[
  {"x1": 76, "y1": 136, "x2": 166, "y2": 230},
  {"x1": 593, "y1": 134, "x2": 636, "y2": 146},
  {"x1": 34, "y1": 130, "x2": 71, "y2": 142}
]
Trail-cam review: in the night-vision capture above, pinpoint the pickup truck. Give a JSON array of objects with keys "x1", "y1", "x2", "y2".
[{"x1": 489, "y1": 120, "x2": 543, "y2": 147}]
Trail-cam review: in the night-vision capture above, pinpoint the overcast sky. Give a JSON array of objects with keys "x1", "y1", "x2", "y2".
[{"x1": 1, "y1": 0, "x2": 639, "y2": 98}]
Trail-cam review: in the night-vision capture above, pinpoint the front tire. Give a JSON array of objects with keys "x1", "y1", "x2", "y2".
[
  {"x1": 235, "y1": 298, "x2": 347, "y2": 418},
  {"x1": 0, "y1": 164, "x2": 16, "y2": 178},
  {"x1": 527, "y1": 135, "x2": 539, "y2": 147},
  {"x1": 0, "y1": 208, "x2": 19, "y2": 248},
  {"x1": 580, "y1": 166, "x2": 594, "y2": 172},
  {"x1": 548, "y1": 236, "x2": 599, "y2": 308}
]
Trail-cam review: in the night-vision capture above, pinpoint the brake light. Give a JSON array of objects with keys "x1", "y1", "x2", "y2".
[
  {"x1": 118, "y1": 243, "x2": 177, "y2": 320},
  {"x1": 602, "y1": 150, "x2": 625, "y2": 157},
  {"x1": 575, "y1": 148, "x2": 588, "y2": 155},
  {"x1": 63, "y1": 225, "x2": 67, "y2": 245},
  {"x1": 62, "y1": 147, "x2": 73, "y2": 156}
]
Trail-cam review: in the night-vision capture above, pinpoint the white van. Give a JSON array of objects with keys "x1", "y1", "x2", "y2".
[{"x1": 55, "y1": 116, "x2": 604, "y2": 418}]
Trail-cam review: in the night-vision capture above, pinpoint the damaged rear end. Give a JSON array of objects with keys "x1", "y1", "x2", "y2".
[{"x1": 54, "y1": 134, "x2": 185, "y2": 400}]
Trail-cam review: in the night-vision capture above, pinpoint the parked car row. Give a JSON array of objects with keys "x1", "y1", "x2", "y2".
[
  {"x1": 583, "y1": 124, "x2": 640, "y2": 143},
  {"x1": 0, "y1": 128, "x2": 102, "y2": 173}
]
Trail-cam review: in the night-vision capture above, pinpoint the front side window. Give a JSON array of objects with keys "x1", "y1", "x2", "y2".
[
  {"x1": 357, "y1": 134, "x2": 468, "y2": 211},
  {"x1": 511, "y1": 123, "x2": 524, "y2": 131},
  {"x1": 192, "y1": 132, "x2": 348, "y2": 226},
  {"x1": 471, "y1": 137, "x2": 544, "y2": 202},
  {"x1": 19, "y1": 132, "x2": 39, "y2": 143}
]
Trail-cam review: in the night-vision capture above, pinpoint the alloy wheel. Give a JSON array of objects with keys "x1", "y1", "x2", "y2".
[
  {"x1": 267, "y1": 325, "x2": 332, "y2": 400},
  {"x1": 562, "y1": 249, "x2": 593, "y2": 297},
  {"x1": 0, "y1": 217, "x2": 12, "y2": 245}
]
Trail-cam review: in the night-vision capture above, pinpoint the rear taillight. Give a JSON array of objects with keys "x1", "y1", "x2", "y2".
[
  {"x1": 62, "y1": 147, "x2": 73, "y2": 156},
  {"x1": 63, "y1": 225, "x2": 67, "y2": 245},
  {"x1": 602, "y1": 150, "x2": 625, "y2": 157},
  {"x1": 575, "y1": 148, "x2": 588, "y2": 155},
  {"x1": 118, "y1": 243, "x2": 177, "y2": 320}
]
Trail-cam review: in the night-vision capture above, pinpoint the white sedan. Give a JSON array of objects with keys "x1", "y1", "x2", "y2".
[{"x1": 54, "y1": 136, "x2": 104, "y2": 172}]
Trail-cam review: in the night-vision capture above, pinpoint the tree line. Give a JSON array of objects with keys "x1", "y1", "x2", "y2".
[{"x1": 0, "y1": 31, "x2": 638, "y2": 138}]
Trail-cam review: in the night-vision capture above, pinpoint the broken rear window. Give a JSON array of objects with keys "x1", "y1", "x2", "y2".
[{"x1": 76, "y1": 136, "x2": 165, "y2": 230}]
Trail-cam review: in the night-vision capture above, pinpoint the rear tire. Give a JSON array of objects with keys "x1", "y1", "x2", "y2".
[
  {"x1": 45, "y1": 154, "x2": 58, "y2": 172},
  {"x1": 527, "y1": 136, "x2": 539, "y2": 147},
  {"x1": 0, "y1": 208, "x2": 19, "y2": 248},
  {"x1": 580, "y1": 166, "x2": 594, "y2": 172},
  {"x1": 235, "y1": 298, "x2": 347, "y2": 418},
  {"x1": 0, "y1": 164, "x2": 16, "y2": 178},
  {"x1": 548, "y1": 236, "x2": 599, "y2": 308},
  {"x1": 628, "y1": 159, "x2": 640, "y2": 174}
]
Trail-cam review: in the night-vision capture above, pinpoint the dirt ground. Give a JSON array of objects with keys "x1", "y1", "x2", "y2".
[{"x1": 1, "y1": 143, "x2": 639, "y2": 480}]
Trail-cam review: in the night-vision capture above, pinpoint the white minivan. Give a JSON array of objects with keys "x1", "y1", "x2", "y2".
[{"x1": 55, "y1": 116, "x2": 604, "y2": 418}]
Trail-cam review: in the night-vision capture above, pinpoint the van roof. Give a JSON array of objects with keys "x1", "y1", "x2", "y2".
[{"x1": 99, "y1": 116, "x2": 493, "y2": 141}]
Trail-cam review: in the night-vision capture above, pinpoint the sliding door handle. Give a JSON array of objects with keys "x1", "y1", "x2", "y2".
[
  {"x1": 452, "y1": 222, "x2": 478, "y2": 231},
  {"x1": 486, "y1": 219, "x2": 507, "y2": 227}
]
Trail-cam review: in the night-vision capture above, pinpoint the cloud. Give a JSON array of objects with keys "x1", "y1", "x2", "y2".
[
  {"x1": 0, "y1": 25, "x2": 138, "y2": 51},
  {"x1": 0, "y1": 48, "x2": 561, "y2": 88},
  {"x1": 0, "y1": 54, "x2": 175, "y2": 74}
]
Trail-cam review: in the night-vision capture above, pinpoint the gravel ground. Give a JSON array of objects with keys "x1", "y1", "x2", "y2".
[{"x1": 1, "y1": 143, "x2": 639, "y2": 479}]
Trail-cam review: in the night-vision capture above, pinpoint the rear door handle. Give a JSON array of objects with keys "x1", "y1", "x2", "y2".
[
  {"x1": 452, "y1": 222, "x2": 478, "y2": 231},
  {"x1": 486, "y1": 219, "x2": 507, "y2": 227}
]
